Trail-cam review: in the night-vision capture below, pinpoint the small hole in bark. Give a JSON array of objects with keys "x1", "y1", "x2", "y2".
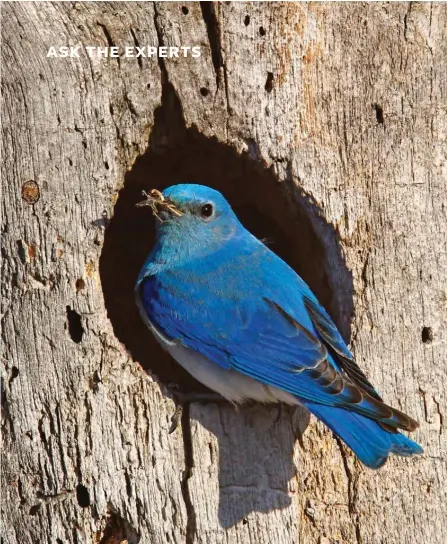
[
  {"x1": 66, "y1": 306, "x2": 84, "y2": 343},
  {"x1": 200, "y1": 87, "x2": 210, "y2": 97},
  {"x1": 10, "y1": 366, "x2": 19, "y2": 385},
  {"x1": 244, "y1": 15, "x2": 250, "y2": 26},
  {"x1": 373, "y1": 103, "x2": 384, "y2": 124},
  {"x1": 29, "y1": 504, "x2": 41, "y2": 516},
  {"x1": 104, "y1": 161, "x2": 109, "y2": 170},
  {"x1": 76, "y1": 484, "x2": 90, "y2": 508},
  {"x1": 259, "y1": 26, "x2": 266, "y2": 36},
  {"x1": 265, "y1": 72, "x2": 274, "y2": 93},
  {"x1": 181, "y1": 6, "x2": 189, "y2": 15},
  {"x1": 0, "y1": 377, "x2": 8, "y2": 414},
  {"x1": 90, "y1": 370, "x2": 101, "y2": 392},
  {"x1": 16, "y1": 240, "x2": 27, "y2": 264},
  {"x1": 100, "y1": 82, "x2": 353, "y2": 396},
  {"x1": 75, "y1": 278, "x2": 86, "y2": 292},
  {"x1": 421, "y1": 326, "x2": 434, "y2": 344},
  {"x1": 242, "y1": 518, "x2": 248, "y2": 525}
]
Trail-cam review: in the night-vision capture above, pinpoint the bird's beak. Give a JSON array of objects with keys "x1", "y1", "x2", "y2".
[{"x1": 136, "y1": 189, "x2": 183, "y2": 219}]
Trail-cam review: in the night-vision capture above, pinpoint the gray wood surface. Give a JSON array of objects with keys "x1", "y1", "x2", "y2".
[{"x1": 1, "y1": 2, "x2": 446, "y2": 543}]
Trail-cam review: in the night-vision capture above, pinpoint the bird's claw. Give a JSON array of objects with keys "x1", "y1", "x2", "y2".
[{"x1": 169, "y1": 404, "x2": 183, "y2": 434}]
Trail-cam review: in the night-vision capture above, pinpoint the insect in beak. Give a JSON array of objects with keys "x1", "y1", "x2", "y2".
[{"x1": 136, "y1": 189, "x2": 183, "y2": 221}]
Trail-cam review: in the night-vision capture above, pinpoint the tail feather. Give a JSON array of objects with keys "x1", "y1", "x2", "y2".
[{"x1": 305, "y1": 402, "x2": 423, "y2": 469}]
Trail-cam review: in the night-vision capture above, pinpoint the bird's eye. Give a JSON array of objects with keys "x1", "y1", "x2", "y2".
[{"x1": 199, "y1": 203, "x2": 214, "y2": 220}]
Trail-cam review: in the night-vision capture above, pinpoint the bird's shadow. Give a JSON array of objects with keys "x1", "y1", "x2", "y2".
[
  {"x1": 188, "y1": 401, "x2": 310, "y2": 528},
  {"x1": 99, "y1": 83, "x2": 353, "y2": 528}
]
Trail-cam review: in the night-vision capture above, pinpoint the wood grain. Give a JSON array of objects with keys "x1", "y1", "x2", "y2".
[{"x1": 2, "y1": 2, "x2": 446, "y2": 543}]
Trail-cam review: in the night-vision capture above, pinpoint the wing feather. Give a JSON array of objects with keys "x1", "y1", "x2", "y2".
[{"x1": 303, "y1": 296, "x2": 382, "y2": 401}]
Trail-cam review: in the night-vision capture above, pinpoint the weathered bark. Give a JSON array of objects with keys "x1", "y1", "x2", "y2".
[{"x1": 1, "y1": 2, "x2": 446, "y2": 543}]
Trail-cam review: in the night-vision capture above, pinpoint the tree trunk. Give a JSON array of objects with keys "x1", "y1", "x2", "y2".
[{"x1": 2, "y1": 2, "x2": 446, "y2": 543}]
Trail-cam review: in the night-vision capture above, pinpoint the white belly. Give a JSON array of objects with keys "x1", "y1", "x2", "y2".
[
  {"x1": 165, "y1": 340, "x2": 298, "y2": 405},
  {"x1": 138, "y1": 300, "x2": 298, "y2": 405}
]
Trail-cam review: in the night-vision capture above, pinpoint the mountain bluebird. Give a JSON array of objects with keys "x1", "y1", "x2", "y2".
[{"x1": 135, "y1": 184, "x2": 422, "y2": 469}]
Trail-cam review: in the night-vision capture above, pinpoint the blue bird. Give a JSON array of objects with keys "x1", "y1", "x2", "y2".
[{"x1": 135, "y1": 184, "x2": 423, "y2": 469}]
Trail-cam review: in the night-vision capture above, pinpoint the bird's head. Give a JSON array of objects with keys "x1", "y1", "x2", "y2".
[{"x1": 137, "y1": 184, "x2": 243, "y2": 260}]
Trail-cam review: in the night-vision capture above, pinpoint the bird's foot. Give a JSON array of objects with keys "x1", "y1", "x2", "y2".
[{"x1": 169, "y1": 404, "x2": 184, "y2": 434}]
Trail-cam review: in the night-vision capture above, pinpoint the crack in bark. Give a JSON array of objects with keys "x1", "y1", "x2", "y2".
[
  {"x1": 1, "y1": 376, "x2": 14, "y2": 438},
  {"x1": 129, "y1": 27, "x2": 143, "y2": 71},
  {"x1": 335, "y1": 438, "x2": 362, "y2": 544},
  {"x1": 124, "y1": 92, "x2": 138, "y2": 118},
  {"x1": 403, "y1": 2, "x2": 413, "y2": 42},
  {"x1": 17, "y1": 477, "x2": 26, "y2": 505},
  {"x1": 433, "y1": 397, "x2": 444, "y2": 434},
  {"x1": 108, "y1": 102, "x2": 126, "y2": 150},
  {"x1": 199, "y1": 1, "x2": 232, "y2": 119},
  {"x1": 419, "y1": 387, "x2": 429, "y2": 422},
  {"x1": 97, "y1": 22, "x2": 121, "y2": 68},
  {"x1": 180, "y1": 404, "x2": 196, "y2": 544},
  {"x1": 153, "y1": 3, "x2": 169, "y2": 85},
  {"x1": 199, "y1": 2, "x2": 223, "y2": 88}
]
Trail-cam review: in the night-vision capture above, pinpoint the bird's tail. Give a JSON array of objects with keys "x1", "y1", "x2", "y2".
[{"x1": 304, "y1": 402, "x2": 423, "y2": 469}]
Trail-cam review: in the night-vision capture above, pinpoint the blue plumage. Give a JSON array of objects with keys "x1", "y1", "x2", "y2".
[{"x1": 135, "y1": 184, "x2": 422, "y2": 469}]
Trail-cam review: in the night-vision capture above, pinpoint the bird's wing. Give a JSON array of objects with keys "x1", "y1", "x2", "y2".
[
  {"x1": 139, "y1": 278, "x2": 416, "y2": 430},
  {"x1": 302, "y1": 295, "x2": 382, "y2": 401},
  {"x1": 137, "y1": 275, "x2": 325, "y2": 372},
  {"x1": 227, "y1": 297, "x2": 417, "y2": 431}
]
